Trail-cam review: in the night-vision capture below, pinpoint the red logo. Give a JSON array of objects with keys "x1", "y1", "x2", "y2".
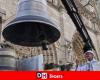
[{"x1": 37, "y1": 72, "x2": 47, "y2": 79}]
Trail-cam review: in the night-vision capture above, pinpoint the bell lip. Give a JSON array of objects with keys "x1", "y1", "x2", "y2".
[
  {"x1": 5, "y1": 15, "x2": 58, "y2": 30},
  {"x1": 2, "y1": 16, "x2": 61, "y2": 47},
  {"x1": 5, "y1": 20, "x2": 58, "y2": 30}
]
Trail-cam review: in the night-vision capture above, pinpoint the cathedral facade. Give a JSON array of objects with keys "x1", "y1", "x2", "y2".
[{"x1": 0, "y1": 0, "x2": 100, "y2": 66}]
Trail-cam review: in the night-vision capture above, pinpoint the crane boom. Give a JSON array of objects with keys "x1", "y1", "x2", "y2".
[{"x1": 61, "y1": 0, "x2": 95, "y2": 52}]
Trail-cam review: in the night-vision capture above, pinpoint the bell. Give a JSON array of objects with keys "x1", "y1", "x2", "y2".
[
  {"x1": 2, "y1": 0, "x2": 60, "y2": 49},
  {"x1": 0, "y1": 43, "x2": 16, "y2": 70}
]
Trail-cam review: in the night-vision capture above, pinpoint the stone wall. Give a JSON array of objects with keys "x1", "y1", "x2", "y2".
[{"x1": 1, "y1": 0, "x2": 100, "y2": 65}]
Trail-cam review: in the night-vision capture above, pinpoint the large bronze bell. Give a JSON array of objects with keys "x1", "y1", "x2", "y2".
[
  {"x1": 2, "y1": 0, "x2": 60, "y2": 50},
  {"x1": 0, "y1": 43, "x2": 16, "y2": 70}
]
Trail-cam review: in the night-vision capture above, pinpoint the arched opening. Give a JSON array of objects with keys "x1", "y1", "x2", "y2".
[{"x1": 72, "y1": 32, "x2": 86, "y2": 65}]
